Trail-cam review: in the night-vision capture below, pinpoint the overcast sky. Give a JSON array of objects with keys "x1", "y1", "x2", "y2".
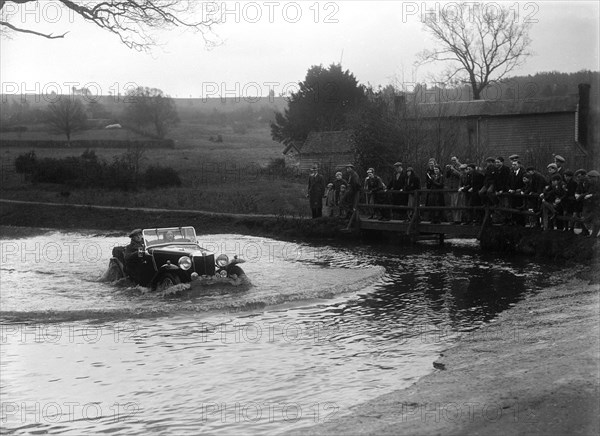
[{"x1": 1, "y1": 1, "x2": 598, "y2": 99}]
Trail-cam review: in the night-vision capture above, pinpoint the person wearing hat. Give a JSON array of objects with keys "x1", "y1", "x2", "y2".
[
  {"x1": 540, "y1": 174, "x2": 567, "y2": 230},
  {"x1": 462, "y1": 163, "x2": 485, "y2": 224},
  {"x1": 509, "y1": 154, "x2": 520, "y2": 162},
  {"x1": 124, "y1": 229, "x2": 145, "y2": 276},
  {"x1": 307, "y1": 164, "x2": 325, "y2": 218},
  {"x1": 343, "y1": 163, "x2": 362, "y2": 219},
  {"x1": 386, "y1": 161, "x2": 407, "y2": 220},
  {"x1": 479, "y1": 157, "x2": 498, "y2": 206},
  {"x1": 508, "y1": 159, "x2": 526, "y2": 225},
  {"x1": 554, "y1": 155, "x2": 566, "y2": 178},
  {"x1": 403, "y1": 166, "x2": 421, "y2": 215},
  {"x1": 363, "y1": 167, "x2": 387, "y2": 220}
]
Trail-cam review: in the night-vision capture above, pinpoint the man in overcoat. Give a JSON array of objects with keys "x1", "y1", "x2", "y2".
[{"x1": 307, "y1": 164, "x2": 325, "y2": 218}]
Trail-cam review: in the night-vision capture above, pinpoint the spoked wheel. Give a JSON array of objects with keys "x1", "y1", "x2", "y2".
[{"x1": 155, "y1": 273, "x2": 181, "y2": 292}]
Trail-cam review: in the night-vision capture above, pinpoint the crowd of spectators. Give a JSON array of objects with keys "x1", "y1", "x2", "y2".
[{"x1": 308, "y1": 155, "x2": 600, "y2": 237}]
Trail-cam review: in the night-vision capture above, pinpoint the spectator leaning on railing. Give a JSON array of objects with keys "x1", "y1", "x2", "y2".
[{"x1": 325, "y1": 153, "x2": 599, "y2": 237}]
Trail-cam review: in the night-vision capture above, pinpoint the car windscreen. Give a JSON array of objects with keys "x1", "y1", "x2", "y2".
[{"x1": 143, "y1": 227, "x2": 197, "y2": 246}]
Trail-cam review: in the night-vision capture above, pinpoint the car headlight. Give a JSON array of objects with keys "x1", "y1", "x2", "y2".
[
  {"x1": 218, "y1": 269, "x2": 228, "y2": 278},
  {"x1": 178, "y1": 256, "x2": 192, "y2": 270},
  {"x1": 216, "y1": 254, "x2": 229, "y2": 267}
]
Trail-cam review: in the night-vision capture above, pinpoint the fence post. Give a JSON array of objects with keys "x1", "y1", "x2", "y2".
[
  {"x1": 477, "y1": 205, "x2": 491, "y2": 240},
  {"x1": 406, "y1": 190, "x2": 420, "y2": 236}
]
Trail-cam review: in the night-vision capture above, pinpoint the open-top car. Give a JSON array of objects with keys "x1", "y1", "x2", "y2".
[{"x1": 105, "y1": 226, "x2": 245, "y2": 291}]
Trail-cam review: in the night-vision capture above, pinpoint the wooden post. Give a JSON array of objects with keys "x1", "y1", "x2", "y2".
[
  {"x1": 477, "y1": 205, "x2": 491, "y2": 240},
  {"x1": 344, "y1": 190, "x2": 362, "y2": 232},
  {"x1": 406, "y1": 191, "x2": 420, "y2": 236}
]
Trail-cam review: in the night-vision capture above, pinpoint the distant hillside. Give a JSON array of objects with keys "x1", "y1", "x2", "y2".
[{"x1": 0, "y1": 94, "x2": 288, "y2": 112}]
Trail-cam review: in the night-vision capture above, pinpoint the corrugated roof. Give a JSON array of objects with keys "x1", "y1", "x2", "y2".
[
  {"x1": 300, "y1": 130, "x2": 355, "y2": 154},
  {"x1": 414, "y1": 95, "x2": 579, "y2": 118}
]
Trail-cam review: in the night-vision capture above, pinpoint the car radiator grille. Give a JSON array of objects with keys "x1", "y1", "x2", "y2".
[{"x1": 194, "y1": 254, "x2": 215, "y2": 276}]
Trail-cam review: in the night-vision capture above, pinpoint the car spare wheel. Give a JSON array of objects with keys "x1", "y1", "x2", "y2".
[{"x1": 156, "y1": 273, "x2": 181, "y2": 291}]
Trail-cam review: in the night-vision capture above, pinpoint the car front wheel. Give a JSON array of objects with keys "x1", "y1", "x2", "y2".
[{"x1": 155, "y1": 273, "x2": 181, "y2": 292}]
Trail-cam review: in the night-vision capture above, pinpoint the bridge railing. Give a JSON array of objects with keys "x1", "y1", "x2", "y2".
[{"x1": 353, "y1": 189, "x2": 583, "y2": 234}]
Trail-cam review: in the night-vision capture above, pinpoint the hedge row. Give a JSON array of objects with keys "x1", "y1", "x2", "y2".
[
  {"x1": 0, "y1": 139, "x2": 175, "y2": 149},
  {"x1": 15, "y1": 150, "x2": 182, "y2": 191}
]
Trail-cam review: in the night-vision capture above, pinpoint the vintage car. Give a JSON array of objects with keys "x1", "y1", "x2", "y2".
[{"x1": 106, "y1": 226, "x2": 245, "y2": 291}]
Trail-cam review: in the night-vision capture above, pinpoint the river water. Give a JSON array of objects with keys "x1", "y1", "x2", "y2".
[{"x1": 0, "y1": 231, "x2": 562, "y2": 434}]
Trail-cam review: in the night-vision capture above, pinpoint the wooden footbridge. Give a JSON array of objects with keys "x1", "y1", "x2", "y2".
[{"x1": 346, "y1": 189, "x2": 573, "y2": 243}]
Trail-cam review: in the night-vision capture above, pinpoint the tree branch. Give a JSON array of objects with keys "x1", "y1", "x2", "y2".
[
  {"x1": 1, "y1": 0, "x2": 219, "y2": 51},
  {"x1": 0, "y1": 19, "x2": 67, "y2": 39}
]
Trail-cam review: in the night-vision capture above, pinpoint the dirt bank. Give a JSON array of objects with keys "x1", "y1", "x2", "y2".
[
  {"x1": 0, "y1": 199, "x2": 350, "y2": 241},
  {"x1": 292, "y1": 267, "x2": 600, "y2": 436}
]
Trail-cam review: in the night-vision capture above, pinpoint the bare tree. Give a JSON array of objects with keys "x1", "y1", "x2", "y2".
[
  {"x1": 417, "y1": 3, "x2": 533, "y2": 100},
  {"x1": 46, "y1": 96, "x2": 88, "y2": 143},
  {"x1": 0, "y1": 0, "x2": 219, "y2": 51},
  {"x1": 124, "y1": 86, "x2": 179, "y2": 138}
]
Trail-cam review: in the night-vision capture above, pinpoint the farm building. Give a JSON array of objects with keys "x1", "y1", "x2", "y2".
[
  {"x1": 282, "y1": 83, "x2": 597, "y2": 173},
  {"x1": 283, "y1": 130, "x2": 356, "y2": 175},
  {"x1": 405, "y1": 83, "x2": 595, "y2": 168}
]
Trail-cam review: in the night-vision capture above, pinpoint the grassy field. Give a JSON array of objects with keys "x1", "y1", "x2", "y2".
[{"x1": 0, "y1": 124, "x2": 311, "y2": 216}]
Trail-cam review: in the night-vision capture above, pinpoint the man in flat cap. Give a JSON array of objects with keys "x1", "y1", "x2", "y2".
[
  {"x1": 307, "y1": 164, "x2": 325, "y2": 218},
  {"x1": 508, "y1": 158, "x2": 526, "y2": 225},
  {"x1": 343, "y1": 163, "x2": 362, "y2": 219},
  {"x1": 123, "y1": 229, "x2": 145, "y2": 280},
  {"x1": 509, "y1": 154, "x2": 520, "y2": 162},
  {"x1": 125, "y1": 229, "x2": 144, "y2": 258},
  {"x1": 554, "y1": 155, "x2": 566, "y2": 179}
]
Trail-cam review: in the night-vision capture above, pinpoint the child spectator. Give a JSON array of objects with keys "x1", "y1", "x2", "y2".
[{"x1": 323, "y1": 183, "x2": 336, "y2": 217}]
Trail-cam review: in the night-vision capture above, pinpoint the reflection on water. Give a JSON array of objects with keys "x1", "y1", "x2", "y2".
[{"x1": 0, "y1": 232, "x2": 562, "y2": 434}]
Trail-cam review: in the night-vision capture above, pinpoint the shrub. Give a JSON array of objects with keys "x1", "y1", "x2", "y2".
[
  {"x1": 264, "y1": 157, "x2": 298, "y2": 178},
  {"x1": 103, "y1": 158, "x2": 137, "y2": 191},
  {"x1": 143, "y1": 165, "x2": 182, "y2": 189},
  {"x1": 32, "y1": 156, "x2": 81, "y2": 184},
  {"x1": 14, "y1": 150, "x2": 36, "y2": 174}
]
